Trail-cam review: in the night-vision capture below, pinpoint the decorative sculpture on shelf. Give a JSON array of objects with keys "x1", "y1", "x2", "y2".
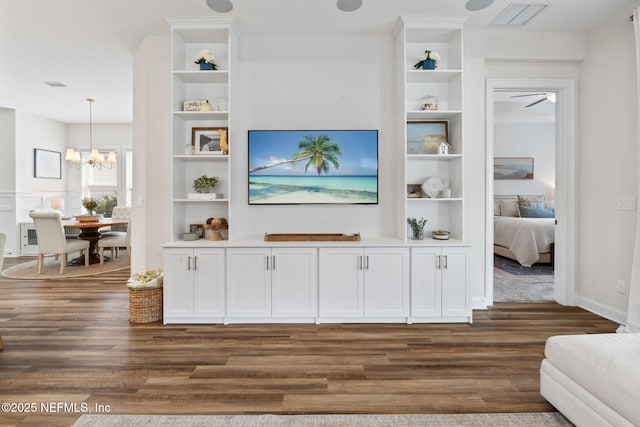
[{"x1": 204, "y1": 217, "x2": 228, "y2": 240}]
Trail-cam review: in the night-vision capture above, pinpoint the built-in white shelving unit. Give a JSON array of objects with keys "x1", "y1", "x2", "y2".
[
  {"x1": 397, "y1": 17, "x2": 466, "y2": 242},
  {"x1": 168, "y1": 17, "x2": 235, "y2": 241},
  {"x1": 163, "y1": 16, "x2": 471, "y2": 325}
]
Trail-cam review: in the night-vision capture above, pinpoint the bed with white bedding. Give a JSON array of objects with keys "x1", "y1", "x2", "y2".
[{"x1": 494, "y1": 195, "x2": 555, "y2": 267}]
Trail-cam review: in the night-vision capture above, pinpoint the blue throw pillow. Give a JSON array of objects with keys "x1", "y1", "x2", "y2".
[{"x1": 519, "y1": 205, "x2": 555, "y2": 218}]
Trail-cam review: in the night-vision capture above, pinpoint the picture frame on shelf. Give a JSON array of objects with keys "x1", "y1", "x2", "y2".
[
  {"x1": 494, "y1": 157, "x2": 534, "y2": 180},
  {"x1": 192, "y1": 127, "x2": 228, "y2": 155},
  {"x1": 407, "y1": 121, "x2": 449, "y2": 154},
  {"x1": 189, "y1": 224, "x2": 204, "y2": 239},
  {"x1": 407, "y1": 184, "x2": 423, "y2": 198}
]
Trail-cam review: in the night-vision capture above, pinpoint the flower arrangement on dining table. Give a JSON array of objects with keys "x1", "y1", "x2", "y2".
[{"x1": 81, "y1": 197, "x2": 99, "y2": 216}]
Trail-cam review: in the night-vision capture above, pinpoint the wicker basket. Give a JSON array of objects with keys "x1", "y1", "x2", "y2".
[{"x1": 128, "y1": 286, "x2": 163, "y2": 323}]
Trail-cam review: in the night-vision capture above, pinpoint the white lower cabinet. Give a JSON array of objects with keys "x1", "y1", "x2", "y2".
[
  {"x1": 163, "y1": 243, "x2": 470, "y2": 324},
  {"x1": 319, "y1": 247, "x2": 410, "y2": 320},
  {"x1": 163, "y1": 247, "x2": 225, "y2": 323},
  {"x1": 226, "y1": 247, "x2": 318, "y2": 321},
  {"x1": 410, "y1": 246, "x2": 471, "y2": 322}
]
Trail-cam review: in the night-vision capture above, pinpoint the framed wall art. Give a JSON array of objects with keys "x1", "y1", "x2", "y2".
[
  {"x1": 34, "y1": 148, "x2": 62, "y2": 179},
  {"x1": 494, "y1": 157, "x2": 534, "y2": 180},
  {"x1": 192, "y1": 127, "x2": 228, "y2": 155},
  {"x1": 406, "y1": 121, "x2": 449, "y2": 154}
]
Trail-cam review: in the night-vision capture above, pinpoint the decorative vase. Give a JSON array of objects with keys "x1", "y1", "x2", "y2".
[
  {"x1": 423, "y1": 59, "x2": 436, "y2": 70},
  {"x1": 199, "y1": 63, "x2": 214, "y2": 71},
  {"x1": 409, "y1": 227, "x2": 424, "y2": 240}
]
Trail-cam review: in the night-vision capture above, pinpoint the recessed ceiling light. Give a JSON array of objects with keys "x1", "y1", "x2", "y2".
[
  {"x1": 43, "y1": 81, "x2": 67, "y2": 88},
  {"x1": 491, "y1": 3, "x2": 548, "y2": 27},
  {"x1": 206, "y1": 0, "x2": 233, "y2": 13},
  {"x1": 465, "y1": 0, "x2": 494, "y2": 11},
  {"x1": 337, "y1": 0, "x2": 363, "y2": 12}
]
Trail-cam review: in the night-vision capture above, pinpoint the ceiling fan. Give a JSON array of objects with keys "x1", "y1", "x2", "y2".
[{"x1": 510, "y1": 92, "x2": 557, "y2": 108}]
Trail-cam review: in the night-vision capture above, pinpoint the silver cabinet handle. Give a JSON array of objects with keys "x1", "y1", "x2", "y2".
[
  {"x1": 194, "y1": 255, "x2": 198, "y2": 271},
  {"x1": 266, "y1": 255, "x2": 270, "y2": 271},
  {"x1": 272, "y1": 255, "x2": 276, "y2": 270},
  {"x1": 443, "y1": 255, "x2": 448, "y2": 270},
  {"x1": 187, "y1": 255, "x2": 191, "y2": 271},
  {"x1": 358, "y1": 255, "x2": 362, "y2": 270},
  {"x1": 365, "y1": 255, "x2": 370, "y2": 270},
  {"x1": 436, "y1": 255, "x2": 441, "y2": 270}
]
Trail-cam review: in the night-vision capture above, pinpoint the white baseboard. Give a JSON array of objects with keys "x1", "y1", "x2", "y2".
[
  {"x1": 473, "y1": 296, "x2": 489, "y2": 310},
  {"x1": 575, "y1": 295, "x2": 626, "y2": 325}
]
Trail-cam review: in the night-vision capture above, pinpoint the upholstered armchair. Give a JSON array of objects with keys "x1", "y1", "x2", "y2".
[
  {"x1": 28, "y1": 210, "x2": 90, "y2": 274},
  {"x1": 98, "y1": 220, "x2": 131, "y2": 264}
]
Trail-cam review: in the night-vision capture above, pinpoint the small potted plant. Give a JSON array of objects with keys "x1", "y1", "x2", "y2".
[
  {"x1": 193, "y1": 175, "x2": 219, "y2": 194},
  {"x1": 194, "y1": 49, "x2": 218, "y2": 71},
  {"x1": 407, "y1": 217, "x2": 428, "y2": 240},
  {"x1": 413, "y1": 50, "x2": 441, "y2": 70}
]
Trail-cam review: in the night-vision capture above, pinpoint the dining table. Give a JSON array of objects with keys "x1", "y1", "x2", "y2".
[{"x1": 63, "y1": 218, "x2": 129, "y2": 265}]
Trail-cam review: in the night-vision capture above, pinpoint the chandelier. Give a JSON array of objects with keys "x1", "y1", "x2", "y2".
[{"x1": 65, "y1": 98, "x2": 116, "y2": 170}]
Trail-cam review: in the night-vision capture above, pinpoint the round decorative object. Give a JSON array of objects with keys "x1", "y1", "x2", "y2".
[
  {"x1": 421, "y1": 176, "x2": 446, "y2": 198},
  {"x1": 433, "y1": 230, "x2": 450, "y2": 240},
  {"x1": 77, "y1": 215, "x2": 98, "y2": 222},
  {"x1": 182, "y1": 232, "x2": 198, "y2": 241}
]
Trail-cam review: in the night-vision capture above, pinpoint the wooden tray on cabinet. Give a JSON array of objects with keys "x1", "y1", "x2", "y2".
[{"x1": 264, "y1": 233, "x2": 361, "y2": 242}]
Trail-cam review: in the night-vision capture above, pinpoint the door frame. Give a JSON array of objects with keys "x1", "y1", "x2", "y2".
[{"x1": 485, "y1": 79, "x2": 576, "y2": 306}]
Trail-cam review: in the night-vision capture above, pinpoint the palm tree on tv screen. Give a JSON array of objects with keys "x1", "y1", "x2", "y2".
[{"x1": 249, "y1": 134, "x2": 342, "y2": 175}]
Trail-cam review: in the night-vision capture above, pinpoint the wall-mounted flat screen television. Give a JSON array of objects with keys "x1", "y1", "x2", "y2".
[{"x1": 248, "y1": 130, "x2": 378, "y2": 205}]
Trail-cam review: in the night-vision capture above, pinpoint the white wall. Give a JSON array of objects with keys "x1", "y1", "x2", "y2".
[
  {"x1": 15, "y1": 111, "x2": 67, "y2": 193},
  {"x1": 0, "y1": 109, "x2": 16, "y2": 192},
  {"x1": 577, "y1": 7, "x2": 637, "y2": 319},
  {"x1": 230, "y1": 34, "x2": 395, "y2": 240},
  {"x1": 131, "y1": 35, "x2": 172, "y2": 273},
  {"x1": 494, "y1": 122, "x2": 555, "y2": 200}
]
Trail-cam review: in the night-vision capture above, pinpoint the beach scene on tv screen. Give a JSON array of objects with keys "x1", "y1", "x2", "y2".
[{"x1": 248, "y1": 130, "x2": 378, "y2": 204}]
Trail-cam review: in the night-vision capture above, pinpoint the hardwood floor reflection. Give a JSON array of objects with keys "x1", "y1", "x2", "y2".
[{"x1": 0, "y1": 257, "x2": 618, "y2": 426}]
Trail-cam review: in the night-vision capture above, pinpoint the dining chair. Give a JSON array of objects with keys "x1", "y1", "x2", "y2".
[
  {"x1": 100, "y1": 206, "x2": 131, "y2": 235},
  {"x1": 28, "y1": 210, "x2": 90, "y2": 274},
  {"x1": 98, "y1": 220, "x2": 131, "y2": 264}
]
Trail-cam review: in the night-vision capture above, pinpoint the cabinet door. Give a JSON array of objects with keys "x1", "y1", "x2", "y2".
[
  {"x1": 193, "y1": 248, "x2": 225, "y2": 318},
  {"x1": 410, "y1": 247, "x2": 442, "y2": 317},
  {"x1": 441, "y1": 247, "x2": 470, "y2": 318},
  {"x1": 163, "y1": 248, "x2": 194, "y2": 319},
  {"x1": 226, "y1": 248, "x2": 271, "y2": 317},
  {"x1": 271, "y1": 248, "x2": 318, "y2": 317},
  {"x1": 364, "y1": 248, "x2": 410, "y2": 317},
  {"x1": 319, "y1": 248, "x2": 363, "y2": 317}
]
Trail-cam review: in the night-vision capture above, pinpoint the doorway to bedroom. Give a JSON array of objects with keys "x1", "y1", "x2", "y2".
[
  {"x1": 485, "y1": 78, "x2": 576, "y2": 307},
  {"x1": 492, "y1": 91, "x2": 556, "y2": 302}
]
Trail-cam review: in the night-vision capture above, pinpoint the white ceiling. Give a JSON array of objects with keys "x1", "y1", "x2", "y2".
[{"x1": 0, "y1": 0, "x2": 634, "y2": 124}]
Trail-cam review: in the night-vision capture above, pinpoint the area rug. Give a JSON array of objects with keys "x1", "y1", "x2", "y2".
[
  {"x1": 494, "y1": 255, "x2": 553, "y2": 275},
  {"x1": 1, "y1": 255, "x2": 130, "y2": 280},
  {"x1": 494, "y1": 267, "x2": 554, "y2": 302},
  {"x1": 73, "y1": 413, "x2": 573, "y2": 427}
]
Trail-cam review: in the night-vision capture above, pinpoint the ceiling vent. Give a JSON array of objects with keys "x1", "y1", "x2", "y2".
[
  {"x1": 43, "y1": 81, "x2": 67, "y2": 88},
  {"x1": 490, "y1": 3, "x2": 548, "y2": 27}
]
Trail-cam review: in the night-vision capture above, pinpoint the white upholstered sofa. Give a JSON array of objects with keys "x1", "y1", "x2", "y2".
[{"x1": 540, "y1": 333, "x2": 640, "y2": 427}]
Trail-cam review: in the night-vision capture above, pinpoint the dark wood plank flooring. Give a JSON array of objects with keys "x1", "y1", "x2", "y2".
[{"x1": 0, "y1": 257, "x2": 618, "y2": 426}]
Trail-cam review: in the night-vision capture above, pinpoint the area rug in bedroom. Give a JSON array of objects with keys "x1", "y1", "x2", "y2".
[
  {"x1": 494, "y1": 255, "x2": 553, "y2": 275},
  {"x1": 494, "y1": 266, "x2": 554, "y2": 302},
  {"x1": 73, "y1": 413, "x2": 573, "y2": 427}
]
